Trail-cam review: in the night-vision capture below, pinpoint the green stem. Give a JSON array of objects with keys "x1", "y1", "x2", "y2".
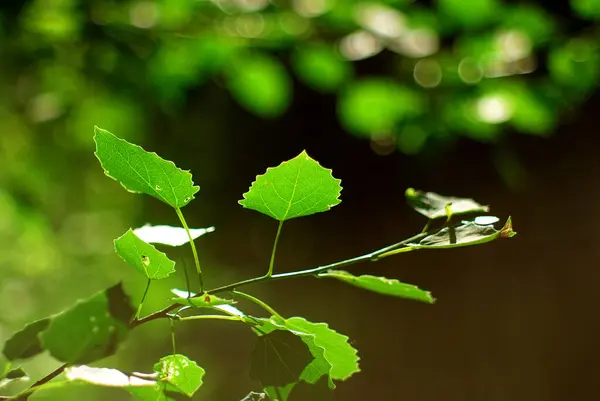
[
  {"x1": 134, "y1": 279, "x2": 152, "y2": 320},
  {"x1": 175, "y1": 207, "x2": 204, "y2": 292},
  {"x1": 170, "y1": 319, "x2": 177, "y2": 355},
  {"x1": 176, "y1": 315, "x2": 242, "y2": 322},
  {"x1": 232, "y1": 290, "x2": 282, "y2": 319},
  {"x1": 267, "y1": 220, "x2": 284, "y2": 277},
  {"x1": 208, "y1": 231, "x2": 429, "y2": 294}
]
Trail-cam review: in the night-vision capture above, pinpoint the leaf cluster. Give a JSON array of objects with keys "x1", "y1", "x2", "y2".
[{"x1": 0, "y1": 127, "x2": 515, "y2": 401}]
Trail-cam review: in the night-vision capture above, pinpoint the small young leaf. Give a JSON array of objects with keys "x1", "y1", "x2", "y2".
[
  {"x1": 154, "y1": 354, "x2": 205, "y2": 397},
  {"x1": 250, "y1": 330, "x2": 314, "y2": 387},
  {"x1": 5, "y1": 367, "x2": 27, "y2": 380},
  {"x1": 94, "y1": 126, "x2": 199, "y2": 208},
  {"x1": 282, "y1": 317, "x2": 360, "y2": 381},
  {"x1": 41, "y1": 283, "x2": 134, "y2": 364},
  {"x1": 411, "y1": 217, "x2": 516, "y2": 249},
  {"x1": 317, "y1": 271, "x2": 435, "y2": 304},
  {"x1": 171, "y1": 292, "x2": 236, "y2": 308},
  {"x1": 239, "y1": 151, "x2": 342, "y2": 221},
  {"x1": 114, "y1": 229, "x2": 176, "y2": 280},
  {"x1": 2, "y1": 318, "x2": 50, "y2": 361},
  {"x1": 133, "y1": 224, "x2": 215, "y2": 247},
  {"x1": 65, "y1": 365, "x2": 157, "y2": 388},
  {"x1": 405, "y1": 188, "x2": 489, "y2": 219}
]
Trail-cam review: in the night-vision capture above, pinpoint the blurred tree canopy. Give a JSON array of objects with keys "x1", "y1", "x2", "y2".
[{"x1": 1, "y1": 0, "x2": 598, "y2": 154}]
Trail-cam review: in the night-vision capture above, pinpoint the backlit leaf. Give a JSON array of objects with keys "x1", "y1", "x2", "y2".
[
  {"x1": 2, "y1": 318, "x2": 50, "y2": 361},
  {"x1": 94, "y1": 126, "x2": 199, "y2": 208},
  {"x1": 133, "y1": 224, "x2": 215, "y2": 247},
  {"x1": 41, "y1": 283, "x2": 134, "y2": 364},
  {"x1": 114, "y1": 229, "x2": 176, "y2": 280},
  {"x1": 317, "y1": 271, "x2": 435, "y2": 304},
  {"x1": 65, "y1": 365, "x2": 173, "y2": 401},
  {"x1": 239, "y1": 151, "x2": 342, "y2": 221},
  {"x1": 405, "y1": 188, "x2": 489, "y2": 219},
  {"x1": 282, "y1": 317, "x2": 360, "y2": 381},
  {"x1": 154, "y1": 354, "x2": 205, "y2": 397}
]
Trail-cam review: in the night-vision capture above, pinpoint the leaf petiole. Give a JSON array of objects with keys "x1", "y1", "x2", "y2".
[
  {"x1": 175, "y1": 207, "x2": 204, "y2": 292},
  {"x1": 134, "y1": 279, "x2": 152, "y2": 321},
  {"x1": 232, "y1": 290, "x2": 283, "y2": 319},
  {"x1": 267, "y1": 220, "x2": 284, "y2": 277}
]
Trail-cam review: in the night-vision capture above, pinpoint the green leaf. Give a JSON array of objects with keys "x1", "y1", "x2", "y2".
[
  {"x1": 154, "y1": 354, "x2": 205, "y2": 397},
  {"x1": 170, "y1": 289, "x2": 245, "y2": 317},
  {"x1": 0, "y1": 367, "x2": 29, "y2": 390},
  {"x1": 410, "y1": 217, "x2": 516, "y2": 249},
  {"x1": 5, "y1": 367, "x2": 27, "y2": 380},
  {"x1": 264, "y1": 384, "x2": 295, "y2": 401},
  {"x1": 2, "y1": 318, "x2": 50, "y2": 361},
  {"x1": 282, "y1": 317, "x2": 360, "y2": 381},
  {"x1": 41, "y1": 283, "x2": 134, "y2": 364},
  {"x1": 65, "y1": 365, "x2": 157, "y2": 388},
  {"x1": 133, "y1": 224, "x2": 215, "y2": 247},
  {"x1": 299, "y1": 337, "x2": 333, "y2": 387},
  {"x1": 65, "y1": 365, "x2": 175, "y2": 401},
  {"x1": 239, "y1": 151, "x2": 342, "y2": 221},
  {"x1": 94, "y1": 126, "x2": 199, "y2": 208},
  {"x1": 405, "y1": 188, "x2": 489, "y2": 219},
  {"x1": 170, "y1": 291, "x2": 236, "y2": 308},
  {"x1": 317, "y1": 271, "x2": 435, "y2": 304},
  {"x1": 250, "y1": 329, "x2": 314, "y2": 387},
  {"x1": 226, "y1": 53, "x2": 291, "y2": 118},
  {"x1": 114, "y1": 229, "x2": 176, "y2": 280}
]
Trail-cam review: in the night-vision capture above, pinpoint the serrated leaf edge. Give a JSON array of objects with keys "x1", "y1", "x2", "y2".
[
  {"x1": 238, "y1": 150, "x2": 342, "y2": 220},
  {"x1": 93, "y1": 126, "x2": 199, "y2": 208}
]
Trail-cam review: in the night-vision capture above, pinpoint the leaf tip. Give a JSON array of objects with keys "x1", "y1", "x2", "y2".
[{"x1": 500, "y1": 216, "x2": 516, "y2": 238}]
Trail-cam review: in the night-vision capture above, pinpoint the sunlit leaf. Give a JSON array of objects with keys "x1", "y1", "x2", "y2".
[
  {"x1": 65, "y1": 365, "x2": 157, "y2": 388},
  {"x1": 338, "y1": 79, "x2": 422, "y2": 137},
  {"x1": 410, "y1": 217, "x2": 516, "y2": 249},
  {"x1": 282, "y1": 317, "x2": 360, "y2": 381},
  {"x1": 226, "y1": 53, "x2": 291, "y2": 118},
  {"x1": 154, "y1": 354, "x2": 205, "y2": 397},
  {"x1": 94, "y1": 126, "x2": 199, "y2": 208},
  {"x1": 114, "y1": 229, "x2": 176, "y2": 280},
  {"x1": 317, "y1": 271, "x2": 435, "y2": 304},
  {"x1": 41, "y1": 283, "x2": 134, "y2": 364},
  {"x1": 133, "y1": 224, "x2": 215, "y2": 247},
  {"x1": 405, "y1": 188, "x2": 489, "y2": 219},
  {"x1": 292, "y1": 44, "x2": 352, "y2": 92},
  {"x1": 2, "y1": 318, "x2": 50, "y2": 361},
  {"x1": 239, "y1": 151, "x2": 342, "y2": 221}
]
